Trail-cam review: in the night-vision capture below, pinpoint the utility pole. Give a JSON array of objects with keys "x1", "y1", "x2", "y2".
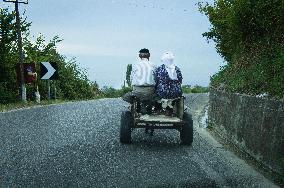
[{"x1": 3, "y1": 0, "x2": 28, "y2": 102}]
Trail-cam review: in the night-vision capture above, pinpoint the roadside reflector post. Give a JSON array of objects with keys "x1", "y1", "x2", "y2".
[
  {"x1": 54, "y1": 82, "x2": 57, "y2": 100},
  {"x1": 48, "y1": 80, "x2": 51, "y2": 100}
]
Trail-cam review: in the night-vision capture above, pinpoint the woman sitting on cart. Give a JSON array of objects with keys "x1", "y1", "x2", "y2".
[{"x1": 155, "y1": 51, "x2": 183, "y2": 99}]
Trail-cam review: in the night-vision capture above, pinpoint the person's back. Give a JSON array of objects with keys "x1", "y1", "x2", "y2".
[
  {"x1": 123, "y1": 49, "x2": 156, "y2": 113},
  {"x1": 132, "y1": 57, "x2": 156, "y2": 87},
  {"x1": 155, "y1": 51, "x2": 183, "y2": 99}
]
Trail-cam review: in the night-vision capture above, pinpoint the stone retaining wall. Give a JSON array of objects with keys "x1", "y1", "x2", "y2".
[{"x1": 208, "y1": 89, "x2": 284, "y2": 173}]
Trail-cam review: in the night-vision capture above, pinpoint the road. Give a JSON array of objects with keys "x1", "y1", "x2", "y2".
[{"x1": 0, "y1": 94, "x2": 278, "y2": 187}]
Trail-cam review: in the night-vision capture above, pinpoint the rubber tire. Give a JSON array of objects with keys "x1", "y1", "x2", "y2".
[
  {"x1": 180, "y1": 112, "x2": 193, "y2": 145},
  {"x1": 120, "y1": 111, "x2": 133, "y2": 144}
]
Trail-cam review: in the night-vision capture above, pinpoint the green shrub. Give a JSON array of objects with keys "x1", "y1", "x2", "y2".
[
  {"x1": 182, "y1": 85, "x2": 192, "y2": 94},
  {"x1": 191, "y1": 86, "x2": 209, "y2": 93},
  {"x1": 0, "y1": 9, "x2": 98, "y2": 104},
  {"x1": 0, "y1": 83, "x2": 18, "y2": 104},
  {"x1": 210, "y1": 46, "x2": 284, "y2": 98},
  {"x1": 200, "y1": 0, "x2": 284, "y2": 99},
  {"x1": 182, "y1": 85, "x2": 209, "y2": 94},
  {"x1": 100, "y1": 86, "x2": 132, "y2": 98}
]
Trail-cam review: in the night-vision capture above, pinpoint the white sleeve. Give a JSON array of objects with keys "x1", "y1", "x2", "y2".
[{"x1": 131, "y1": 64, "x2": 139, "y2": 85}]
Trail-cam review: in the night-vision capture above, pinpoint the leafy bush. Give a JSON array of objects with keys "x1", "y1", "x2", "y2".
[
  {"x1": 125, "y1": 64, "x2": 132, "y2": 87},
  {"x1": 0, "y1": 83, "x2": 18, "y2": 104},
  {"x1": 0, "y1": 9, "x2": 99, "y2": 103},
  {"x1": 191, "y1": 85, "x2": 209, "y2": 93},
  {"x1": 199, "y1": 0, "x2": 284, "y2": 62},
  {"x1": 182, "y1": 85, "x2": 192, "y2": 94},
  {"x1": 199, "y1": 0, "x2": 284, "y2": 98},
  {"x1": 182, "y1": 85, "x2": 209, "y2": 94},
  {"x1": 210, "y1": 45, "x2": 284, "y2": 98},
  {"x1": 100, "y1": 86, "x2": 132, "y2": 98}
]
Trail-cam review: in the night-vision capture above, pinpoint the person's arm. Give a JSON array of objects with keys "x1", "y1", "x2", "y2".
[
  {"x1": 150, "y1": 64, "x2": 156, "y2": 86},
  {"x1": 154, "y1": 67, "x2": 159, "y2": 89},
  {"x1": 130, "y1": 64, "x2": 134, "y2": 84},
  {"x1": 176, "y1": 67, "x2": 183, "y2": 84}
]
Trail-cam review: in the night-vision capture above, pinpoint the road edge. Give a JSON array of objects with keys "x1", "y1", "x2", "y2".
[{"x1": 196, "y1": 104, "x2": 284, "y2": 187}]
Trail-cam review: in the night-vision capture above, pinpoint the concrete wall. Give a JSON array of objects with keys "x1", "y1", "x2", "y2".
[{"x1": 208, "y1": 89, "x2": 284, "y2": 173}]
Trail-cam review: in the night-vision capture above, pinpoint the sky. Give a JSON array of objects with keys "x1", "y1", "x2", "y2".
[{"x1": 1, "y1": 0, "x2": 225, "y2": 88}]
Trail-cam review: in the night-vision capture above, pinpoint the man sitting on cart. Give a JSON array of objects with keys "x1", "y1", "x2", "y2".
[{"x1": 122, "y1": 48, "x2": 156, "y2": 114}]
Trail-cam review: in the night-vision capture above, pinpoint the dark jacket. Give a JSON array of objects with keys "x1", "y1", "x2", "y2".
[{"x1": 155, "y1": 64, "x2": 183, "y2": 99}]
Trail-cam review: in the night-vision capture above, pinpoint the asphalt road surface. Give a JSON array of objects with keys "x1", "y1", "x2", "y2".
[{"x1": 0, "y1": 94, "x2": 278, "y2": 187}]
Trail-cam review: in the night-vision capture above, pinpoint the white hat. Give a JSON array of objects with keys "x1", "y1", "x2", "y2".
[
  {"x1": 161, "y1": 51, "x2": 177, "y2": 80},
  {"x1": 161, "y1": 51, "x2": 175, "y2": 69}
]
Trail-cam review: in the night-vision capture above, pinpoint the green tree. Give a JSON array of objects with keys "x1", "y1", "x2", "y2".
[
  {"x1": 0, "y1": 8, "x2": 30, "y2": 103},
  {"x1": 0, "y1": 8, "x2": 98, "y2": 103},
  {"x1": 24, "y1": 34, "x2": 96, "y2": 100},
  {"x1": 182, "y1": 85, "x2": 191, "y2": 93},
  {"x1": 199, "y1": 0, "x2": 284, "y2": 62},
  {"x1": 199, "y1": 0, "x2": 284, "y2": 98},
  {"x1": 125, "y1": 64, "x2": 132, "y2": 87}
]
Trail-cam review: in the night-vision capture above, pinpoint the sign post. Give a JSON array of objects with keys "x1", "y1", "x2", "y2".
[
  {"x1": 48, "y1": 80, "x2": 51, "y2": 100},
  {"x1": 54, "y1": 83, "x2": 57, "y2": 100},
  {"x1": 35, "y1": 86, "x2": 40, "y2": 103}
]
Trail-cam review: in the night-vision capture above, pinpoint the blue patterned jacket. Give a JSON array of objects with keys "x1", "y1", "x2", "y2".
[{"x1": 155, "y1": 64, "x2": 183, "y2": 99}]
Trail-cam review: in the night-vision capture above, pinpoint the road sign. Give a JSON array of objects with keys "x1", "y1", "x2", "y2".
[
  {"x1": 16, "y1": 63, "x2": 37, "y2": 84},
  {"x1": 40, "y1": 62, "x2": 59, "y2": 80}
]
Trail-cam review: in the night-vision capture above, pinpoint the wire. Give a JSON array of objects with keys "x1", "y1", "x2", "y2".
[{"x1": 111, "y1": 0, "x2": 189, "y2": 14}]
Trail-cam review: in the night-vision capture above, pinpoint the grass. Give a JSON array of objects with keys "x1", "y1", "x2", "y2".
[
  {"x1": 0, "y1": 95, "x2": 109, "y2": 112},
  {"x1": 0, "y1": 99, "x2": 66, "y2": 112}
]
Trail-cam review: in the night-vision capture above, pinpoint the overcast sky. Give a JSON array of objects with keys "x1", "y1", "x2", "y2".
[{"x1": 1, "y1": 0, "x2": 224, "y2": 88}]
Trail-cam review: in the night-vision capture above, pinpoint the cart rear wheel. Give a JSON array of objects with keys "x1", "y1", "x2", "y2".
[
  {"x1": 180, "y1": 112, "x2": 193, "y2": 145},
  {"x1": 120, "y1": 111, "x2": 133, "y2": 144}
]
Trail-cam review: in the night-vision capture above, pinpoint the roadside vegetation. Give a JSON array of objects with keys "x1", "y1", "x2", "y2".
[
  {"x1": 182, "y1": 85, "x2": 208, "y2": 94},
  {"x1": 0, "y1": 8, "x2": 99, "y2": 105},
  {"x1": 199, "y1": 0, "x2": 284, "y2": 99},
  {"x1": 100, "y1": 86, "x2": 132, "y2": 98}
]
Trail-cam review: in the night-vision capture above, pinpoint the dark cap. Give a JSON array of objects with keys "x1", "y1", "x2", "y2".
[{"x1": 139, "y1": 48, "x2": 150, "y2": 53}]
